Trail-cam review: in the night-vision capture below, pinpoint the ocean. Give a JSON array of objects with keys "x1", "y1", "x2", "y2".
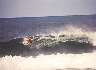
[{"x1": 0, "y1": 15, "x2": 96, "y2": 70}]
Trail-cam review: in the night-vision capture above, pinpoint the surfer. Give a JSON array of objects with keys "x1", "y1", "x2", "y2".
[{"x1": 22, "y1": 36, "x2": 33, "y2": 46}]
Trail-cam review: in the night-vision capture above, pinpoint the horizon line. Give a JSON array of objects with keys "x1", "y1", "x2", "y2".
[{"x1": 0, "y1": 14, "x2": 96, "y2": 19}]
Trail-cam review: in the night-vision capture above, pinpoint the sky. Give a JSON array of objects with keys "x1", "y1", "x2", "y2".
[{"x1": 0, "y1": 0, "x2": 96, "y2": 18}]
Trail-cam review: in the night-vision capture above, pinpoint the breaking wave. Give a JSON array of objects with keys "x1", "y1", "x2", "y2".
[{"x1": 0, "y1": 25, "x2": 96, "y2": 70}]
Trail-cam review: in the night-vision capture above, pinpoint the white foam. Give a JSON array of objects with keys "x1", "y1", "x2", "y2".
[{"x1": 0, "y1": 52, "x2": 96, "y2": 70}]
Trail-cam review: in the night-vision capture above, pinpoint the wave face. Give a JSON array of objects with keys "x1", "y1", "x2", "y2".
[{"x1": 0, "y1": 15, "x2": 96, "y2": 70}]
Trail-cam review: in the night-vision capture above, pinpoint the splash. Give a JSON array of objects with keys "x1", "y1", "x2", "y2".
[
  {"x1": 48, "y1": 25, "x2": 96, "y2": 46},
  {"x1": 22, "y1": 25, "x2": 96, "y2": 47}
]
